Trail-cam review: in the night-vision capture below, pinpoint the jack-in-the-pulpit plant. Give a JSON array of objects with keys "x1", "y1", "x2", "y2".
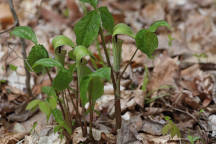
[{"x1": 10, "y1": 0, "x2": 170, "y2": 142}]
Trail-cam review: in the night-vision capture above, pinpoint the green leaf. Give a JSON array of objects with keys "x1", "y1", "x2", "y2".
[
  {"x1": 33, "y1": 58, "x2": 63, "y2": 69},
  {"x1": 39, "y1": 101, "x2": 51, "y2": 119},
  {"x1": 142, "y1": 66, "x2": 149, "y2": 92},
  {"x1": 26, "y1": 99, "x2": 41, "y2": 110},
  {"x1": 135, "y1": 29, "x2": 158, "y2": 58},
  {"x1": 162, "y1": 124, "x2": 170, "y2": 135},
  {"x1": 80, "y1": 67, "x2": 110, "y2": 106},
  {"x1": 27, "y1": 45, "x2": 49, "y2": 73},
  {"x1": 52, "y1": 35, "x2": 75, "y2": 49},
  {"x1": 48, "y1": 96, "x2": 57, "y2": 110},
  {"x1": 53, "y1": 125, "x2": 62, "y2": 133},
  {"x1": 80, "y1": 77, "x2": 91, "y2": 105},
  {"x1": 74, "y1": 10, "x2": 101, "y2": 47},
  {"x1": 42, "y1": 86, "x2": 56, "y2": 97},
  {"x1": 88, "y1": 77, "x2": 104, "y2": 106},
  {"x1": 9, "y1": 64, "x2": 17, "y2": 71},
  {"x1": 11, "y1": 26, "x2": 38, "y2": 44},
  {"x1": 90, "y1": 67, "x2": 111, "y2": 80},
  {"x1": 112, "y1": 23, "x2": 135, "y2": 38},
  {"x1": 148, "y1": 20, "x2": 170, "y2": 33},
  {"x1": 74, "y1": 45, "x2": 90, "y2": 61},
  {"x1": 80, "y1": 0, "x2": 98, "y2": 8},
  {"x1": 99, "y1": 7, "x2": 114, "y2": 34},
  {"x1": 52, "y1": 108, "x2": 64, "y2": 123},
  {"x1": 52, "y1": 68, "x2": 73, "y2": 91}
]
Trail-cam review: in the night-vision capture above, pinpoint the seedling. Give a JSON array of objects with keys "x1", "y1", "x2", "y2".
[
  {"x1": 10, "y1": 0, "x2": 170, "y2": 142},
  {"x1": 187, "y1": 135, "x2": 200, "y2": 144},
  {"x1": 162, "y1": 116, "x2": 181, "y2": 138}
]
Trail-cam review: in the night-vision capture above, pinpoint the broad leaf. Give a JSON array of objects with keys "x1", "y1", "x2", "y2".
[
  {"x1": 52, "y1": 108, "x2": 64, "y2": 123},
  {"x1": 33, "y1": 58, "x2": 63, "y2": 69},
  {"x1": 80, "y1": 67, "x2": 110, "y2": 106},
  {"x1": 74, "y1": 45, "x2": 90, "y2": 61},
  {"x1": 48, "y1": 96, "x2": 57, "y2": 110},
  {"x1": 148, "y1": 20, "x2": 170, "y2": 33},
  {"x1": 80, "y1": 0, "x2": 98, "y2": 8},
  {"x1": 80, "y1": 76, "x2": 92, "y2": 105},
  {"x1": 135, "y1": 29, "x2": 158, "y2": 58},
  {"x1": 74, "y1": 10, "x2": 101, "y2": 47},
  {"x1": 88, "y1": 77, "x2": 104, "y2": 106},
  {"x1": 11, "y1": 26, "x2": 38, "y2": 44},
  {"x1": 113, "y1": 23, "x2": 135, "y2": 38},
  {"x1": 91, "y1": 67, "x2": 111, "y2": 80},
  {"x1": 52, "y1": 68, "x2": 73, "y2": 91},
  {"x1": 39, "y1": 101, "x2": 51, "y2": 119},
  {"x1": 27, "y1": 44, "x2": 49, "y2": 73},
  {"x1": 42, "y1": 86, "x2": 57, "y2": 97},
  {"x1": 26, "y1": 99, "x2": 41, "y2": 110},
  {"x1": 99, "y1": 7, "x2": 114, "y2": 34},
  {"x1": 52, "y1": 35, "x2": 75, "y2": 49}
]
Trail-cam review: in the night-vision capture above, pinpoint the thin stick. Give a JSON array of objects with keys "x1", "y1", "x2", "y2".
[
  {"x1": 0, "y1": 0, "x2": 33, "y2": 97},
  {"x1": 120, "y1": 48, "x2": 138, "y2": 79}
]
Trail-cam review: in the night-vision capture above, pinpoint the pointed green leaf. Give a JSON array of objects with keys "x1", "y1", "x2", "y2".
[
  {"x1": 11, "y1": 26, "x2": 38, "y2": 44},
  {"x1": 52, "y1": 108, "x2": 64, "y2": 123},
  {"x1": 33, "y1": 58, "x2": 63, "y2": 69},
  {"x1": 27, "y1": 44, "x2": 49, "y2": 73},
  {"x1": 135, "y1": 29, "x2": 158, "y2": 58},
  {"x1": 80, "y1": 76, "x2": 91, "y2": 105},
  {"x1": 113, "y1": 23, "x2": 135, "y2": 38},
  {"x1": 26, "y1": 99, "x2": 41, "y2": 110},
  {"x1": 42, "y1": 86, "x2": 57, "y2": 97},
  {"x1": 90, "y1": 67, "x2": 111, "y2": 80},
  {"x1": 9, "y1": 64, "x2": 17, "y2": 71},
  {"x1": 48, "y1": 96, "x2": 57, "y2": 110},
  {"x1": 80, "y1": 67, "x2": 110, "y2": 106},
  {"x1": 99, "y1": 7, "x2": 114, "y2": 34},
  {"x1": 148, "y1": 20, "x2": 170, "y2": 33},
  {"x1": 52, "y1": 68, "x2": 73, "y2": 91},
  {"x1": 39, "y1": 101, "x2": 51, "y2": 118},
  {"x1": 74, "y1": 45, "x2": 90, "y2": 61},
  {"x1": 52, "y1": 35, "x2": 75, "y2": 49},
  {"x1": 74, "y1": 10, "x2": 101, "y2": 47},
  {"x1": 89, "y1": 77, "x2": 104, "y2": 106}
]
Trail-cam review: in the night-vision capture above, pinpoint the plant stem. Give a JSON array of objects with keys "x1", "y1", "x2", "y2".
[
  {"x1": 120, "y1": 48, "x2": 138, "y2": 79},
  {"x1": 112, "y1": 37, "x2": 123, "y2": 129},
  {"x1": 89, "y1": 89, "x2": 93, "y2": 140},
  {"x1": 99, "y1": 28, "x2": 122, "y2": 129}
]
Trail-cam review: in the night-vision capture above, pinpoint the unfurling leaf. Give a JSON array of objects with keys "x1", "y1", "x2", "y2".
[
  {"x1": 112, "y1": 23, "x2": 135, "y2": 38},
  {"x1": 52, "y1": 68, "x2": 73, "y2": 91},
  {"x1": 148, "y1": 20, "x2": 170, "y2": 33},
  {"x1": 74, "y1": 10, "x2": 101, "y2": 47},
  {"x1": 73, "y1": 45, "x2": 90, "y2": 61},
  {"x1": 11, "y1": 26, "x2": 38, "y2": 44},
  {"x1": 27, "y1": 44, "x2": 49, "y2": 73},
  {"x1": 99, "y1": 7, "x2": 114, "y2": 34},
  {"x1": 52, "y1": 35, "x2": 75, "y2": 49},
  {"x1": 135, "y1": 29, "x2": 158, "y2": 58}
]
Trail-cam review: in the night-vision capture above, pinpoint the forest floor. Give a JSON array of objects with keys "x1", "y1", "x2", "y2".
[{"x1": 1, "y1": 0, "x2": 216, "y2": 143}]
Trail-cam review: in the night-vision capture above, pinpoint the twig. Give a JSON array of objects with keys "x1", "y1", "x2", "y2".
[
  {"x1": 1, "y1": 0, "x2": 33, "y2": 97},
  {"x1": 120, "y1": 48, "x2": 138, "y2": 79}
]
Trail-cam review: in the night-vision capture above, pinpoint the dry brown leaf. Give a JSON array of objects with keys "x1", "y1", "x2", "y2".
[
  {"x1": 0, "y1": 3, "x2": 14, "y2": 30},
  {"x1": 147, "y1": 55, "x2": 179, "y2": 91}
]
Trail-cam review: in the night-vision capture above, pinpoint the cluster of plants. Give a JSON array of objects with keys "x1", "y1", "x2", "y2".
[{"x1": 10, "y1": 0, "x2": 171, "y2": 142}]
